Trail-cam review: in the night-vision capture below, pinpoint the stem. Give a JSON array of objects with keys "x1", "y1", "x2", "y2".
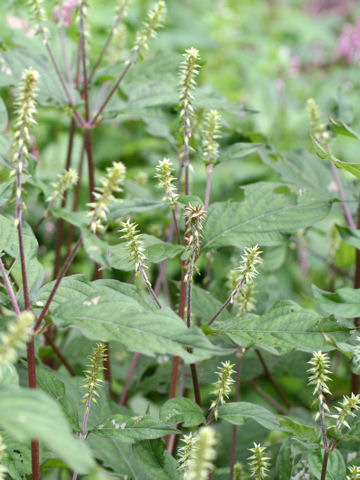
[
  {"x1": 183, "y1": 107, "x2": 191, "y2": 196},
  {"x1": 79, "y1": 0, "x2": 90, "y2": 122},
  {"x1": 204, "y1": 164, "x2": 213, "y2": 211},
  {"x1": 119, "y1": 351, "x2": 140, "y2": 405},
  {"x1": 72, "y1": 395, "x2": 92, "y2": 480},
  {"x1": 190, "y1": 362, "x2": 202, "y2": 407},
  {"x1": 352, "y1": 197, "x2": 360, "y2": 394},
  {"x1": 255, "y1": 349, "x2": 291, "y2": 408},
  {"x1": 43, "y1": 331, "x2": 76, "y2": 376},
  {"x1": 330, "y1": 163, "x2": 355, "y2": 229},
  {"x1": 320, "y1": 451, "x2": 329, "y2": 480},
  {"x1": 35, "y1": 237, "x2": 82, "y2": 331},
  {"x1": 229, "y1": 350, "x2": 243, "y2": 480},
  {"x1": 88, "y1": 2, "x2": 128, "y2": 83},
  {"x1": 45, "y1": 43, "x2": 83, "y2": 126},
  {"x1": 53, "y1": 118, "x2": 77, "y2": 279},
  {"x1": 249, "y1": 378, "x2": 288, "y2": 415},
  {"x1": 84, "y1": 129, "x2": 96, "y2": 202},
  {"x1": 104, "y1": 342, "x2": 113, "y2": 399},
  {"x1": 139, "y1": 265, "x2": 162, "y2": 309},
  {"x1": 0, "y1": 258, "x2": 21, "y2": 315},
  {"x1": 92, "y1": 51, "x2": 138, "y2": 125},
  {"x1": 27, "y1": 338, "x2": 40, "y2": 480},
  {"x1": 58, "y1": 1, "x2": 74, "y2": 87},
  {"x1": 208, "y1": 280, "x2": 245, "y2": 327}
]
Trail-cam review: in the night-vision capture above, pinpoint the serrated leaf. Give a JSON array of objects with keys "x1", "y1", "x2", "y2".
[
  {"x1": 159, "y1": 398, "x2": 205, "y2": 427},
  {"x1": 108, "y1": 234, "x2": 184, "y2": 271},
  {"x1": 0, "y1": 387, "x2": 95, "y2": 473},
  {"x1": 212, "y1": 301, "x2": 348, "y2": 355},
  {"x1": 94, "y1": 414, "x2": 177, "y2": 443},
  {"x1": 312, "y1": 134, "x2": 360, "y2": 179},
  {"x1": 54, "y1": 302, "x2": 226, "y2": 363},
  {"x1": 275, "y1": 438, "x2": 294, "y2": 480},
  {"x1": 202, "y1": 182, "x2": 332, "y2": 250},
  {"x1": 280, "y1": 416, "x2": 319, "y2": 443},
  {"x1": 1, "y1": 432, "x2": 32, "y2": 480},
  {"x1": 313, "y1": 285, "x2": 360, "y2": 318},
  {"x1": 329, "y1": 116, "x2": 360, "y2": 140},
  {"x1": 0, "y1": 215, "x2": 43, "y2": 302},
  {"x1": 219, "y1": 142, "x2": 264, "y2": 163},
  {"x1": 218, "y1": 402, "x2": 281, "y2": 430},
  {"x1": 108, "y1": 199, "x2": 163, "y2": 221},
  {"x1": 309, "y1": 449, "x2": 345, "y2": 480},
  {"x1": 132, "y1": 440, "x2": 180, "y2": 480}
]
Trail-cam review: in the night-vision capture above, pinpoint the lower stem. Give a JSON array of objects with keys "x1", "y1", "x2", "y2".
[
  {"x1": 320, "y1": 450, "x2": 329, "y2": 480},
  {"x1": 27, "y1": 339, "x2": 40, "y2": 480},
  {"x1": 229, "y1": 351, "x2": 243, "y2": 480},
  {"x1": 119, "y1": 352, "x2": 140, "y2": 405}
]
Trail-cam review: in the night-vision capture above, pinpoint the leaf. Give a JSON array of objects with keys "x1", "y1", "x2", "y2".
[
  {"x1": 218, "y1": 402, "x2": 281, "y2": 430},
  {"x1": 40, "y1": 278, "x2": 227, "y2": 363},
  {"x1": 0, "y1": 97, "x2": 8, "y2": 133},
  {"x1": 313, "y1": 285, "x2": 360, "y2": 318},
  {"x1": 108, "y1": 199, "x2": 163, "y2": 222},
  {"x1": 94, "y1": 414, "x2": 178, "y2": 443},
  {"x1": 309, "y1": 449, "x2": 346, "y2": 480},
  {"x1": 159, "y1": 398, "x2": 205, "y2": 427},
  {"x1": 1, "y1": 432, "x2": 32, "y2": 480},
  {"x1": 0, "y1": 387, "x2": 95, "y2": 473},
  {"x1": 1, "y1": 48, "x2": 81, "y2": 107},
  {"x1": 279, "y1": 416, "x2": 319, "y2": 443},
  {"x1": 132, "y1": 440, "x2": 180, "y2": 480},
  {"x1": 336, "y1": 224, "x2": 360, "y2": 249},
  {"x1": 0, "y1": 215, "x2": 43, "y2": 302},
  {"x1": 260, "y1": 149, "x2": 335, "y2": 197},
  {"x1": 202, "y1": 182, "x2": 332, "y2": 250},
  {"x1": 219, "y1": 142, "x2": 264, "y2": 163},
  {"x1": 312, "y1": 134, "x2": 360, "y2": 179},
  {"x1": 329, "y1": 116, "x2": 360, "y2": 140},
  {"x1": 0, "y1": 364, "x2": 19, "y2": 387},
  {"x1": 212, "y1": 300, "x2": 348, "y2": 355},
  {"x1": 275, "y1": 438, "x2": 294, "y2": 480},
  {"x1": 108, "y1": 234, "x2": 184, "y2": 271},
  {"x1": 53, "y1": 301, "x2": 226, "y2": 363}
]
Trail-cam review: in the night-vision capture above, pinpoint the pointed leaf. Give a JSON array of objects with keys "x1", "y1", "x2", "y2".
[
  {"x1": 219, "y1": 402, "x2": 281, "y2": 430},
  {"x1": 0, "y1": 387, "x2": 95, "y2": 473},
  {"x1": 202, "y1": 182, "x2": 332, "y2": 250},
  {"x1": 94, "y1": 414, "x2": 178, "y2": 443},
  {"x1": 313, "y1": 285, "x2": 360, "y2": 318},
  {"x1": 159, "y1": 398, "x2": 205, "y2": 427},
  {"x1": 329, "y1": 116, "x2": 360, "y2": 140}
]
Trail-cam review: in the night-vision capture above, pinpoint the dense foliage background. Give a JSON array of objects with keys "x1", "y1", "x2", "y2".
[{"x1": 1, "y1": 0, "x2": 360, "y2": 478}]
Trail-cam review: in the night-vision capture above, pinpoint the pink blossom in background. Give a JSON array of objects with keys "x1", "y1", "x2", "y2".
[
  {"x1": 336, "y1": 18, "x2": 360, "y2": 64},
  {"x1": 53, "y1": 0, "x2": 78, "y2": 26}
]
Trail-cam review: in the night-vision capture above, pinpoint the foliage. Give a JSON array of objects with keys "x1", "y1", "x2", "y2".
[{"x1": 0, "y1": 0, "x2": 360, "y2": 479}]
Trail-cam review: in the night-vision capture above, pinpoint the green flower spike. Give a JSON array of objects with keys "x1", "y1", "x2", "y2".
[
  {"x1": 210, "y1": 360, "x2": 236, "y2": 420},
  {"x1": 347, "y1": 466, "x2": 360, "y2": 480},
  {"x1": 132, "y1": 1, "x2": 166, "y2": 53},
  {"x1": 155, "y1": 158, "x2": 178, "y2": 207},
  {"x1": 203, "y1": 110, "x2": 221, "y2": 166},
  {"x1": 248, "y1": 443, "x2": 270, "y2": 479},
  {"x1": 183, "y1": 426, "x2": 217, "y2": 480},
  {"x1": 0, "y1": 311, "x2": 34, "y2": 365}
]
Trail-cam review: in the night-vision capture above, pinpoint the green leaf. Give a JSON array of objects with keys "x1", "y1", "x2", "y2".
[
  {"x1": 1, "y1": 432, "x2": 32, "y2": 480},
  {"x1": 313, "y1": 285, "x2": 360, "y2": 318},
  {"x1": 336, "y1": 224, "x2": 360, "y2": 249},
  {"x1": 108, "y1": 199, "x2": 163, "y2": 222},
  {"x1": 132, "y1": 440, "x2": 180, "y2": 480},
  {"x1": 275, "y1": 438, "x2": 294, "y2": 480},
  {"x1": 329, "y1": 116, "x2": 360, "y2": 140},
  {"x1": 0, "y1": 387, "x2": 95, "y2": 473},
  {"x1": 108, "y1": 234, "x2": 184, "y2": 271},
  {"x1": 309, "y1": 449, "x2": 345, "y2": 480},
  {"x1": 159, "y1": 398, "x2": 205, "y2": 427},
  {"x1": 40, "y1": 278, "x2": 227, "y2": 363},
  {"x1": 212, "y1": 300, "x2": 348, "y2": 355},
  {"x1": 0, "y1": 215, "x2": 43, "y2": 301},
  {"x1": 219, "y1": 142, "x2": 264, "y2": 163},
  {"x1": 0, "y1": 97, "x2": 8, "y2": 133},
  {"x1": 0, "y1": 364, "x2": 19, "y2": 387},
  {"x1": 280, "y1": 416, "x2": 319, "y2": 443},
  {"x1": 218, "y1": 402, "x2": 281, "y2": 430},
  {"x1": 311, "y1": 134, "x2": 360, "y2": 179},
  {"x1": 260, "y1": 149, "x2": 335, "y2": 197},
  {"x1": 202, "y1": 182, "x2": 332, "y2": 250},
  {"x1": 94, "y1": 414, "x2": 178, "y2": 443}
]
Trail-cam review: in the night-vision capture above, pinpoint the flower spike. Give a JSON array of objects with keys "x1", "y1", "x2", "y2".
[
  {"x1": 248, "y1": 443, "x2": 270, "y2": 479},
  {"x1": 183, "y1": 426, "x2": 217, "y2": 480}
]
